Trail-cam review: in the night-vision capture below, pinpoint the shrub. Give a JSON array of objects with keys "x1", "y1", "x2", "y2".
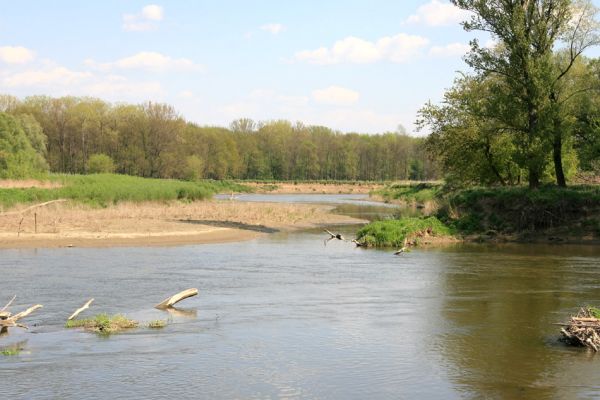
[{"x1": 87, "y1": 154, "x2": 115, "y2": 174}]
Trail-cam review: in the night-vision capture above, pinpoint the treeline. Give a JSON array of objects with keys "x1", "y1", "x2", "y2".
[
  {"x1": 0, "y1": 95, "x2": 436, "y2": 181},
  {"x1": 420, "y1": 0, "x2": 600, "y2": 188}
]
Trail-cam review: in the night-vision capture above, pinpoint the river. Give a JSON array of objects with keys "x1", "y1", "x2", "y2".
[{"x1": 1, "y1": 194, "x2": 600, "y2": 399}]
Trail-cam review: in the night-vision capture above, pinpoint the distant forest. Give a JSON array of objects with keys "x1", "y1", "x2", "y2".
[{"x1": 0, "y1": 95, "x2": 437, "y2": 181}]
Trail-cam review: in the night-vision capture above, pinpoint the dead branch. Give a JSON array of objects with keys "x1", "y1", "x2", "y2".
[
  {"x1": 1, "y1": 295, "x2": 16, "y2": 313},
  {"x1": 68, "y1": 298, "x2": 94, "y2": 321},
  {"x1": 155, "y1": 288, "x2": 198, "y2": 309},
  {"x1": 11, "y1": 305, "x2": 43, "y2": 322},
  {"x1": 0, "y1": 199, "x2": 67, "y2": 217}
]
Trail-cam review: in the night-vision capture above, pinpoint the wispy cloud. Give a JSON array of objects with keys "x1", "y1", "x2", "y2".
[
  {"x1": 85, "y1": 52, "x2": 203, "y2": 73},
  {"x1": 260, "y1": 23, "x2": 284, "y2": 35},
  {"x1": 312, "y1": 86, "x2": 359, "y2": 106},
  {"x1": 294, "y1": 34, "x2": 429, "y2": 65},
  {"x1": 123, "y1": 4, "x2": 164, "y2": 32},
  {"x1": 428, "y1": 42, "x2": 470, "y2": 57}
]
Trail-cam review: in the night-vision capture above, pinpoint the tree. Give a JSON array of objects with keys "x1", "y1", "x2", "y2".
[
  {"x1": 0, "y1": 113, "x2": 48, "y2": 178},
  {"x1": 88, "y1": 153, "x2": 115, "y2": 174},
  {"x1": 451, "y1": 0, "x2": 595, "y2": 187}
]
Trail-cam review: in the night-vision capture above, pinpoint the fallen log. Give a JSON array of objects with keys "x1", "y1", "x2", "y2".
[
  {"x1": 0, "y1": 299, "x2": 43, "y2": 333},
  {"x1": 11, "y1": 305, "x2": 43, "y2": 322},
  {"x1": 68, "y1": 299, "x2": 94, "y2": 321},
  {"x1": 155, "y1": 288, "x2": 198, "y2": 309}
]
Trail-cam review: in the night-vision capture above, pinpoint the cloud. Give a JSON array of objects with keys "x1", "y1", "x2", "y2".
[
  {"x1": 405, "y1": 0, "x2": 470, "y2": 26},
  {"x1": 85, "y1": 75, "x2": 164, "y2": 99},
  {"x1": 260, "y1": 23, "x2": 284, "y2": 35},
  {"x1": 294, "y1": 34, "x2": 429, "y2": 65},
  {"x1": 312, "y1": 86, "x2": 359, "y2": 106},
  {"x1": 428, "y1": 42, "x2": 470, "y2": 57},
  {"x1": 0, "y1": 46, "x2": 35, "y2": 64},
  {"x1": 142, "y1": 5, "x2": 163, "y2": 21},
  {"x1": 2, "y1": 66, "x2": 92, "y2": 87},
  {"x1": 85, "y1": 52, "x2": 203, "y2": 72},
  {"x1": 123, "y1": 4, "x2": 164, "y2": 31}
]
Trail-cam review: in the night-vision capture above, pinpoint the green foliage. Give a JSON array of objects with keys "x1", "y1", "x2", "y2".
[
  {"x1": 589, "y1": 307, "x2": 600, "y2": 319},
  {"x1": 374, "y1": 183, "x2": 441, "y2": 204},
  {"x1": 0, "y1": 173, "x2": 250, "y2": 208},
  {"x1": 147, "y1": 320, "x2": 167, "y2": 329},
  {"x1": 356, "y1": 217, "x2": 453, "y2": 248},
  {"x1": 1, "y1": 95, "x2": 438, "y2": 182},
  {"x1": 0, "y1": 347, "x2": 21, "y2": 356},
  {"x1": 87, "y1": 153, "x2": 115, "y2": 174},
  {"x1": 65, "y1": 313, "x2": 138, "y2": 334},
  {"x1": 0, "y1": 112, "x2": 49, "y2": 178}
]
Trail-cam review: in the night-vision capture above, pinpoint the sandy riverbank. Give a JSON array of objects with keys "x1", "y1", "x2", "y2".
[
  {"x1": 0, "y1": 200, "x2": 365, "y2": 249},
  {"x1": 244, "y1": 181, "x2": 384, "y2": 194}
]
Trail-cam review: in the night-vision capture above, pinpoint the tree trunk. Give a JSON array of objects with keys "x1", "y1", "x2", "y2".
[
  {"x1": 529, "y1": 167, "x2": 540, "y2": 189},
  {"x1": 553, "y1": 126, "x2": 567, "y2": 188}
]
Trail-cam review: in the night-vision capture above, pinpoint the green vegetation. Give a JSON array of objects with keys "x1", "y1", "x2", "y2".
[
  {"x1": 0, "y1": 112, "x2": 48, "y2": 178},
  {"x1": 65, "y1": 313, "x2": 138, "y2": 334},
  {"x1": 0, "y1": 346, "x2": 22, "y2": 356},
  {"x1": 147, "y1": 320, "x2": 167, "y2": 329},
  {"x1": 0, "y1": 173, "x2": 249, "y2": 208},
  {"x1": 0, "y1": 96, "x2": 436, "y2": 182},
  {"x1": 589, "y1": 307, "x2": 600, "y2": 319},
  {"x1": 420, "y1": 0, "x2": 600, "y2": 188},
  {"x1": 356, "y1": 216, "x2": 453, "y2": 248},
  {"x1": 87, "y1": 153, "x2": 115, "y2": 174},
  {"x1": 372, "y1": 182, "x2": 441, "y2": 204},
  {"x1": 440, "y1": 185, "x2": 600, "y2": 234}
]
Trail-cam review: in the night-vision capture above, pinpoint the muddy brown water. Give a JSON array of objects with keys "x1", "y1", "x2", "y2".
[{"x1": 1, "y1": 194, "x2": 600, "y2": 399}]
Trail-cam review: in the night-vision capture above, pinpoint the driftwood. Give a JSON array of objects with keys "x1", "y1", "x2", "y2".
[
  {"x1": 155, "y1": 288, "x2": 198, "y2": 309},
  {"x1": 68, "y1": 299, "x2": 94, "y2": 321},
  {"x1": 0, "y1": 297, "x2": 43, "y2": 332},
  {"x1": 0, "y1": 199, "x2": 67, "y2": 217},
  {"x1": 394, "y1": 238, "x2": 409, "y2": 256},
  {"x1": 324, "y1": 229, "x2": 345, "y2": 245},
  {"x1": 559, "y1": 307, "x2": 600, "y2": 351}
]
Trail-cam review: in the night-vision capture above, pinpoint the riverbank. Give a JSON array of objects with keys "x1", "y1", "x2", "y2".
[
  {"x1": 362, "y1": 183, "x2": 600, "y2": 247},
  {"x1": 243, "y1": 181, "x2": 385, "y2": 194},
  {"x1": 0, "y1": 200, "x2": 364, "y2": 249}
]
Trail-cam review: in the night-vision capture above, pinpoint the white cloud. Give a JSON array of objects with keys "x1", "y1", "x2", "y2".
[
  {"x1": 85, "y1": 52, "x2": 203, "y2": 72},
  {"x1": 0, "y1": 46, "x2": 35, "y2": 64},
  {"x1": 294, "y1": 34, "x2": 429, "y2": 65},
  {"x1": 428, "y1": 42, "x2": 470, "y2": 57},
  {"x1": 123, "y1": 4, "x2": 164, "y2": 31},
  {"x1": 405, "y1": 0, "x2": 470, "y2": 26},
  {"x1": 2, "y1": 66, "x2": 92, "y2": 87},
  {"x1": 312, "y1": 86, "x2": 359, "y2": 106},
  {"x1": 142, "y1": 5, "x2": 163, "y2": 21},
  {"x1": 260, "y1": 23, "x2": 284, "y2": 35},
  {"x1": 85, "y1": 75, "x2": 163, "y2": 99}
]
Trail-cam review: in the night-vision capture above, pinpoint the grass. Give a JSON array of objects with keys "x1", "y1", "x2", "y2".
[
  {"x1": 589, "y1": 307, "x2": 600, "y2": 319},
  {"x1": 147, "y1": 320, "x2": 167, "y2": 329},
  {"x1": 441, "y1": 185, "x2": 600, "y2": 234},
  {"x1": 356, "y1": 216, "x2": 453, "y2": 248},
  {"x1": 0, "y1": 173, "x2": 250, "y2": 208},
  {"x1": 65, "y1": 313, "x2": 138, "y2": 334},
  {"x1": 0, "y1": 347, "x2": 21, "y2": 356},
  {"x1": 372, "y1": 182, "x2": 442, "y2": 204}
]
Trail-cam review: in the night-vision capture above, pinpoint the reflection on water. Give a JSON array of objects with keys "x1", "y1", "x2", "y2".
[{"x1": 1, "y1": 196, "x2": 600, "y2": 399}]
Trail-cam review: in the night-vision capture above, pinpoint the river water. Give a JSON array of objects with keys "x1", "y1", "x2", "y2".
[{"x1": 2, "y1": 195, "x2": 600, "y2": 399}]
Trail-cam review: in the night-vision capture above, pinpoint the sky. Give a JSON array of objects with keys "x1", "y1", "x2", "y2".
[{"x1": 0, "y1": 0, "x2": 598, "y2": 134}]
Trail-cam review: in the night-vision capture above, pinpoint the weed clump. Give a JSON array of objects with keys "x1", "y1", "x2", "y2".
[
  {"x1": 65, "y1": 313, "x2": 138, "y2": 334},
  {"x1": 147, "y1": 320, "x2": 167, "y2": 329}
]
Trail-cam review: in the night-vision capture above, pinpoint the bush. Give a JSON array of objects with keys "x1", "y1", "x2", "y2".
[{"x1": 88, "y1": 154, "x2": 115, "y2": 174}]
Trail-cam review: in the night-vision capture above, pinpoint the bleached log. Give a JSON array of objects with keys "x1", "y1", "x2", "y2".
[
  {"x1": 11, "y1": 305, "x2": 43, "y2": 322},
  {"x1": 1, "y1": 295, "x2": 16, "y2": 313},
  {"x1": 67, "y1": 298, "x2": 94, "y2": 321},
  {"x1": 155, "y1": 288, "x2": 198, "y2": 309}
]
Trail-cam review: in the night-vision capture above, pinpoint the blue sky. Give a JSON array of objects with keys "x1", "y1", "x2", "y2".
[{"x1": 0, "y1": 1, "x2": 598, "y2": 134}]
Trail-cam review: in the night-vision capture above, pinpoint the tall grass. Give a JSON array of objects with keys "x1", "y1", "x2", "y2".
[
  {"x1": 0, "y1": 173, "x2": 250, "y2": 208},
  {"x1": 372, "y1": 182, "x2": 442, "y2": 204}
]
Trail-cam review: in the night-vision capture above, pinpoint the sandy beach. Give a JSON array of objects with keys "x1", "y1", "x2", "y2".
[{"x1": 0, "y1": 200, "x2": 365, "y2": 249}]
